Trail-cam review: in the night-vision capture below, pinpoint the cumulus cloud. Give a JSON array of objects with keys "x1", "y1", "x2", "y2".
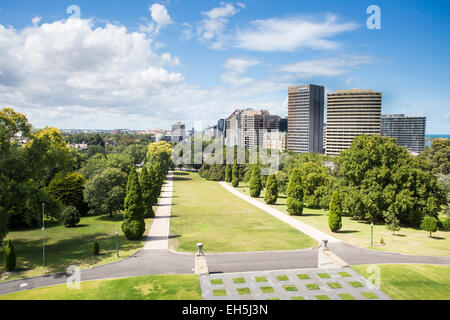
[
  {"x1": 140, "y1": 3, "x2": 172, "y2": 35},
  {"x1": 234, "y1": 14, "x2": 358, "y2": 52},
  {"x1": 279, "y1": 55, "x2": 375, "y2": 78},
  {"x1": 221, "y1": 58, "x2": 260, "y2": 85}
]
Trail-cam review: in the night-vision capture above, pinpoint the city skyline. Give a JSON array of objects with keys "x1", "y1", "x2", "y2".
[{"x1": 0, "y1": 0, "x2": 449, "y2": 133}]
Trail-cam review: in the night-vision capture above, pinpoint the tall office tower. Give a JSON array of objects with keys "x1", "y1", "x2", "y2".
[
  {"x1": 225, "y1": 109, "x2": 246, "y2": 147},
  {"x1": 287, "y1": 84, "x2": 324, "y2": 154},
  {"x1": 381, "y1": 114, "x2": 426, "y2": 153},
  {"x1": 279, "y1": 118, "x2": 288, "y2": 132},
  {"x1": 171, "y1": 122, "x2": 186, "y2": 142},
  {"x1": 325, "y1": 89, "x2": 382, "y2": 156}
]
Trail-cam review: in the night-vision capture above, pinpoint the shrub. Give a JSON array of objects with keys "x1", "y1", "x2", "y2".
[
  {"x1": 380, "y1": 237, "x2": 385, "y2": 245},
  {"x1": 122, "y1": 219, "x2": 146, "y2": 240},
  {"x1": 264, "y1": 175, "x2": 278, "y2": 205},
  {"x1": 328, "y1": 191, "x2": 342, "y2": 232},
  {"x1": 93, "y1": 241, "x2": 100, "y2": 256},
  {"x1": 232, "y1": 164, "x2": 240, "y2": 187},
  {"x1": 420, "y1": 216, "x2": 438, "y2": 237},
  {"x1": 225, "y1": 165, "x2": 232, "y2": 183},
  {"x1": 62, "y1": 206, "x2": 81, "y2": 227},
  {"x1": 287, "y1": 169, "x2": 303, "y2": 215},
  {"x1": 4, "y1": 239, "x2": 16, "y2": 272},
  {"x1": 249, "y1": 165, "x2": 262, "y2": 198}
]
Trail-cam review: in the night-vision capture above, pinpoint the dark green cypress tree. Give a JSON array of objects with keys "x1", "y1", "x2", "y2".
[
  {"x1": 264, "y1": 174, "x2": 278, "y2": 204},
  {"x1": 225, "y1": 164, "x2": 232, "y2": 183},
  {"x1": 286, "y1": 168, "x2": 304, "y2": 215},
  {"x1": 232, "y1": 163, "x2": 240, "y2": 187},
  {"x1": 147, "y1": 165, "x2": 159, "y2": 205},
  {"x1": 122, "y1": 167, "x2": 146, "y2": 240},
  {"x1": 328, "y1": 191, "x2": 343, "y2": 232},
  {"x1": 139, "y1": 166, "x2": 155, "y2": 218},
  {"x1": 249, "y1": 165, "x2": 262, "y2": 198},
  {"x1": 4, "y1": 239, "x2": 16, "y2": 272}
]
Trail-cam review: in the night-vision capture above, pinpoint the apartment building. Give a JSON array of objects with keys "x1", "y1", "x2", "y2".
[{"x1": 381, "y1": 114, "x2": 426, "y2": 153}]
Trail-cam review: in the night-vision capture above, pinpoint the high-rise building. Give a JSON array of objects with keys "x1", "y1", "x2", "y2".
[
  {"x1": 325, "y1": 89, "x2": 382, "y2": 156},
  {"x1": 279, "y1": 118, "x2": 288, "y2": 133},
  {"x1": 171, "y1": 122, "x2": 186, "y2": 142},
  {"x1": 263, "y1": 131, "x2": 288, "y2": 151},
  {"x1": 287, "y1": 84, "x2": 324, "y2": 154},
  {"x1": 381, "y1": 114, "x2": 426, "y2": 153}
]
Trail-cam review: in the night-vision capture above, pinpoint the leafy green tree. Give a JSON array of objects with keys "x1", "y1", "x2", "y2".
[
  {"x1": 3, "y1": 239, "x2": 16, "y2": 272},
  {"x1": 147, "y1": 141, "x2": 174, "y2": 174},
  {"x1": 61, "y1": 206, "x2": 81, "y2": 227},
  {"x1": 232, "y1": 163, "x2": 240, "y2": 187},
  {"x1": 0, "y1": 107, "x2": 32, "y2": 154},
  {"x1": 70, "y1": 148, "x2": 88, "y2": 171},
  {"x1": 385, "y1": 210, "x2": 401, "y2": 235},
  {"x1": 107, "y1": 153, "x2": 133, "y2": 174},
  {"x1": 87, "y1": 145, "x2": 106, "y2": 157},
  {"x1": 83, "y1": 168, "x2": 127, "y2": 217},
  {"x1": 122, "y1": 168, "x2": 146, "y2": 240},
  {"x1": 124, "y1": 144, "x2": 147, "y2": 164},
  {"x1": 0, "y1": 207, "x2": 6, "y2": 243},
  {"x1": 275, "y1": 171, "x2": 289, "y2": 195},
  {"x1": 264, "y1": 175, "x2": 278, "y2": 204},
  {"x1": 148, "y1": 165, "x2": 159, "y2": 205},
  {"x1": 249, "y1": 165, "x2": 262, "y2": 198},
  {"x1": 420, "y1": 139, "x2": 450, "y2": 174},
  {"x1": 286, "y1": 169, "x2": 303, "y2": 216},
  {"x1": 297, "y1": 161, "x2": 332, "y2": 208},
  {"x1": 47, "y1": 172, "x2": 88, "y2": 215},
  {"x1": 78, "y1": 153, "x2": 108, "y2": 180},
  {"x1": 139, "y1": 166, "x2": 155, "y2": 218},
  {"x1": 225, "y1": 164, "x2": 232, "y2": 183},
  {"x1": 328, "y1": 191, "x2": 343, "y2": 232},
  {"x1": 420, "y1": 216, "x2": 438, "y2": 238}
]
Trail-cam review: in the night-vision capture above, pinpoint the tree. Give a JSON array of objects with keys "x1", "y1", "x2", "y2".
[
  {"x1": 420, "y1": 216, "x2": 438, "y2": 238},
  {"x1": 264, "y1": 175, "x2": 278, "y2": 205},
  {"x1": 139, "y1": 166, "x2": 155, "y2": 218},
  {"x1": 420, "y1": 139, "x2": 450, "y2": 174},
  {"x1": 122, "y1": 168, "x2": 146, "y2": 240},
  {"x1": 147, "y1": 141, "x2": 174, "y2": 174},
  {"x1": 62, "y1": 206, "x2": 81, "y2": 227},
  {"x1": 225, "y1": 165, "x2": 232, "y2": 183},
  {"x1": 232, "y1": 163, "x2": 240, "y2": 187},
  {"x1": 328, "y1": 191, "x2": 343, "y2": 232},
  {"x1": 0, "y1": 207, "x2": 6, "y2": 244},
  {"x1": 297, "y1": 161, "x2": 332, "y2": 208},
  {"x1": 286, "y1": 169, "x2": 303, "y2": 216},
  {"x1": 249, "y1": 165, "x2": 262, "y2": 198},
  {"x1": 3, "y1": 239, "x2": 16, "y2": 272},
  {"x1": 0, "y1": 107, "x2": 32, "y2": 154},
  {"x1": 47, "y1": 172, "x2": 88, "y2": 215},
  {"x1": 78, "y1": 153, "x2": 108, "y2": 180},
  {"x1": 83, "y1": 168, "x2": 127, "y2": 217},
  {"x1": 385, "y1": 210, "x2": 401, "y2": 235},
  {"x1": 107, "y1": 153, "x2": 133, "y2": 174},
  {"x1": 275, "y1": 171, "x2": 289, "y2": 195}
]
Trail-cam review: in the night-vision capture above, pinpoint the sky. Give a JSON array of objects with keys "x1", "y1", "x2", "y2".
[{"x1": 0, "y1": 0, "x2": 449, "y2": 133}]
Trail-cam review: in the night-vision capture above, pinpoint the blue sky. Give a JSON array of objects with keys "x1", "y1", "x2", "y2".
[{"x1": 0, "y1": 0, "x2": 449, "y2": 133}]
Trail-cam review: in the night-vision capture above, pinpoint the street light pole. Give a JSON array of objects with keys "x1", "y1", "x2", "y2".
[
  {"x1": 370, "y1": 222, "x2": 374, "y2": 248},
  {"x1": 115, "y1": 230, "x2": 119, "y2": 258},
  {"x1": 42, "y1": 202, "x2": 45, "y2": 266}
]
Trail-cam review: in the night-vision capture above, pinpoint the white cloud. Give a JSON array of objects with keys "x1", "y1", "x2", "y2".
[
  {"x1": 279, "y1": 55, "x2": 375, "y2": 78},
  {"x1": 221, "y1": 58, "x2": 259, "y2": 85},
  {"x1": 234, "y1": 14, "x2": 358, "y2": 52},
  {"x1": 150, "y1": 3, "x2": 172, "y2": 30},
  {"x1": 32, "y1": 17, "x2": 42, "y2": 25}
]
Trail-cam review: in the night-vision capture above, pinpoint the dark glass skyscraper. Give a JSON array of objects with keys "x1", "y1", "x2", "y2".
[{"x1": 381, "y1": 114, "x2": 426, "y2": 153}]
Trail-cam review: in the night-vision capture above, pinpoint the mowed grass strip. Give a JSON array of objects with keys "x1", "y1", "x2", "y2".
[
  {"x1": 0, "y1": 275, "x2": 201, "y2": 300},
  {"x1": 169, "y1": 172, "x2": 316, "y2": 252},
  {"x1": 0, "y1": 215, "x2": 152, "y2": 282},
  {"x1": 353, "y1": 264, "x2": 450, "y2": 300}
]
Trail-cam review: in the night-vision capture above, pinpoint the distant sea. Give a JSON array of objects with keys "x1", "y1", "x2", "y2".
[{"x1": 426, "y1": 135, "x2": 450, "y2": 139}]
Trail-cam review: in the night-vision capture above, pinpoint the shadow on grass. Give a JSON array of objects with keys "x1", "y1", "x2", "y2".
[
  {"x1": 172, "y1": 176, "x2": 192, "y2": 182},
  {"x1": 97, "y1": 214, "x2": 124, "y2": 222},
  {"x1": 337, "y1": 230, "x2": 359, "y2": 234},
  {"x1": 174, "y1": 171, "x2": 190, "y2": 176}
]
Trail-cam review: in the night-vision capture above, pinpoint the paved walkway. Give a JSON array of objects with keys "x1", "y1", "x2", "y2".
[
  {"x1": 219, "y1": 182, "x2": 340, "y2": 244},
  {"x1": 200, "y1": 267, "x2": 391, "y2": 300},
  {"x1": 144, "y1": 172, "x2": 173, "y2": 250}
]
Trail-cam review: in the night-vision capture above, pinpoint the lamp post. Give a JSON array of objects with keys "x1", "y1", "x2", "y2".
[
  {"x1": 42, "y1": 202, "x2": 45, "y2": 266},
  {"x1": 115, "y1": 230, "x2": 119, "y2": 258},
  {"x1": 370, "y1": 222, "x2": 374, "y2": 248}
]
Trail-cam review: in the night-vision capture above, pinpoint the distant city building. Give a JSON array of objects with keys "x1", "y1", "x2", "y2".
[
  {"x1": 325, "y1": 89, "x2": 382, "y2": 156},
  {"x1": 225, "y1": 109, "x2": 279, "y2": 149},
  {"x1": 279, "y1": 118, "x2": 288, "y2": 133},
  {"x1": 381, "y1": 114, "x2": 426, "y2": 153},
  {"x1": 263, "y1": 131, "x2": 288, "y2": 151},
  {"x1": 287, "y1": 84, "x2": 324, "y2": 154},
  {"x1": 69, "y1": 143, "x2": 88, "y2": 151},
  {"x1": 171, "y1": 122, "x2": 186, "y2": 143}
]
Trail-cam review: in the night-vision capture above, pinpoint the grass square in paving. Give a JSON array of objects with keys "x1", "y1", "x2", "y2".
[
  {"x1": 283, "y1": 285, "x2": 298, "y2": 292},
  {"x1": 338, "y1": 272, "x2": 352, "y2": 278},
  {"x1": 276, "y1": 275, "x2": 289, "y2": 281},
  {"x1": 349, "y1": 281, "x2": 364, "y2": 288},
  {"x1": 237, "y1": 288, "x2": 251, "y2": 295},
  {"x1": 255, "y1": 276, "x2": 268, "y2": 282},
  {"x1": 233, "y1": 278, "x2": 246, "y2": 284},
  {"x1": 267, "y1": 298, "x2": 280, "y2": 300},
  {"x1": 362, "y1": 292, "x2": 379, "y2": 299},
  {"x1": 213, "y1": 289, "x2": 227, "y2": 296},
  {"x1": 260, "y1": 286, "x2": 274, "y2": 293},
  {"x1": 210, "y1": 279, "x2": 223, "y2": 285},
  {"x1": 316, "y1": 295, "x2": 330, "y2": 300},
  {"x1": 306, "y1": 283, "x2": 320, "y2": 290},
  {"x1": 297, "y1": 274, "x2": 310, "y2": 280},
  {"x1": 291, "y1": 296, "x2": 305, "y2": 300},
  {"x1": 327, "y1": 282, "x2": 343, "y2": 289},
  {"x1": 317, "y1": 273, "x2": 331, "y2": 279},
  {"x1": 339, "y1": 293, "x2": 355, "y2": 300}
]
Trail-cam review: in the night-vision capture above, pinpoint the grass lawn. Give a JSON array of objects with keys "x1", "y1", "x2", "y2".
[
  {"x1": 353, "y1": 264, "x2": 450, "y2": 300},
  {"x1": 234, "y1": 183, "x2": 450, "y2": 257},
  {"x1": 169, "y1": 172, "x2": 317, "y2": 253},
  {"x1": 0, "y1": 275, "x2": 201, "y2": 300},
  {"x1": 0, "y1": 215, "x2": 152, "y2": 282}
]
